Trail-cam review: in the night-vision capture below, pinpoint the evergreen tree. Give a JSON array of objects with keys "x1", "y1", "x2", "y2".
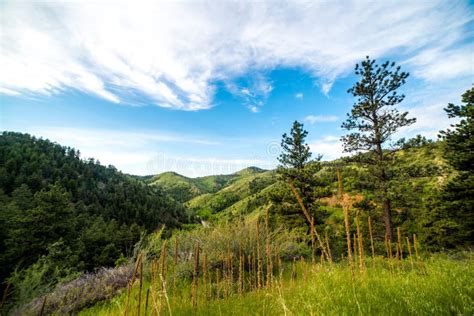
[
  {"x1": 275, "y1": 121, "x2": 325, "y2": 229},
  {"x1": 422, "y1": 87, "x2": 474, "y2": 248},
  {"x1": 278, "y1": 121, "x2": 312, "y2": 172},
  {"x1": 341, "y1": 56, "x2": 416, "y2": 240}
]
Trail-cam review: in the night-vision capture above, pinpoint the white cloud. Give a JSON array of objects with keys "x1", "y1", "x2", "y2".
[
  {"x1": 304, "y1": 115, "x2": 339, "y2": 124},
  {"x1": 228, "y1": 73, "x2": 273, "y2": 112},
  {"x1": 249, "y1": 106, "x2": 259, "y2": 113},
  {"x1": 295, "y1": 92, "x2": 304, "y2": 99},
  {"x1": 320, "y1": 82, "x2": 334, "y2": 97},
  {"x1": 15, "y1": 127, "x2": 275, "y2": 176},
  {"x1": 0, "y1": 87, "x2": 20, "y2": 96},
  {"x1": 15, "y1": 127, "x2": 221, "y2": 174},
  {"x1": 1, "y1": 1, "x2": 472, "y2": 110},
  {"x1": 309, "y1": 136, "x2": 345, "y2": 161},
  {"x1": 392, "y1": 79, "x2": 471, "y2": 141},
  {"x1": 406, "y1": 45, "x2": 473, "y2": 81}
]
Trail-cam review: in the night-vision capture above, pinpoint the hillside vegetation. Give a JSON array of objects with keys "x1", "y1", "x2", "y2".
[
  {"x1": 148, "y1": 167, "x2": 267, "y2": 203},
  {"x1": 0, "y1": 132, "x2": 187, "y2": 309}
]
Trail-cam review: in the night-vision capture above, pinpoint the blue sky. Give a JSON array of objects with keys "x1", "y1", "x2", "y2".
[{"x1": 1, "y1": 1, "x2": 473, "y2": 176}]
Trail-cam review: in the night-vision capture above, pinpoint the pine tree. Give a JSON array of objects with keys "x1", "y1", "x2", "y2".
[
  {"x1": 341, "y1": 56, "x2": 416, "y2": 240},
  {"x1": 422, "y1": 87, "x2": 474, "y2": 248},
  {"x1": 278, "y1": 121, "x2": 312, "y2": 171},
  {"x1": 275, "y1": 121, "x2": 324, "y2": 228}
]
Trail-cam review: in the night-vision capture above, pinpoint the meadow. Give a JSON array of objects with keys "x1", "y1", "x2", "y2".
[{"x1": 80, "y1": 253, "x2": 473, "y2": 315}]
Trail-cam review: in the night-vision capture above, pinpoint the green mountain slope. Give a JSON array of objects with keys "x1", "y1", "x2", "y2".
[
  {"x1": 186, "y1": 169, "x2": 276, "y2": 220},
  {"x1": 148, "y1": 167, "x2": 267, "y2": 202},
  {"x1": 182, "y1": 142, "x2": 449, "y2": 226},
  {"x1": 0, "y1": 132, "x2": 187, "y2": 307}
]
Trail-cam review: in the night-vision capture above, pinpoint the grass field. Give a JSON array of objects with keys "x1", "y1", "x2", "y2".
[{"x1": 80, "y1": 253, "x2": 473, "y2": 315}]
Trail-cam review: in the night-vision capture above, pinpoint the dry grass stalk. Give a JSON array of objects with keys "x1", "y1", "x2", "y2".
[
  {"x1": 160, "y1": 241, "x2": 168, "y2": 277},
  {"x1": 413, "y1": 233, "x2": 420, "y2": 261},
  {"x1": 222, "y1": 254, "x2": 227, "y2": 298},
  {"x1": 325, "y1": 231, "x2": 333, "y2": 263},
  {"x1": 336, "y1": 167, "x2": 343, "y2": 199},
  {"x1": 310, "y1": 217, "x2": 316, "y2": 263},
  {"x1": 406, "y1": 237, "x2": 414, "y2": 269},
  {"x1": 239, "y1": 244, "x2": 245, "y2": 294},
  {"x1": 239, "y1": 254, "x2": 244, "y2": 295},
  {"x1": 203, "y1": 253, "x2": 209, "y2": 299},
  {"x1": 191, "y1": 241, "x2": 200, "y2": 308},
  {"x1": 368, "y1": 216, "x2": 375, "y2": 265},
  {"x1": 159, "y1": 241, "x2": 168, "y2": 314},
  {"x1": 150, "y1": 259, "x2": 160, "y2": 315},
  {"x1": 356, "y1": 215, "x2": 365, "y2": 272},
  {"x1": 291, "y1": 257, "x2": 297, "y2": 282},
  {"x1": 387, "y1": 235, "x2": 394, "y2": 274},
  {"x1": 265, "y1": 206, "x2": 272, "y2": 288},
  {"x1": 252, "y1": 251, "x2": 257, "y2": 290},
  {"x1": 256, "y1": 218, "x2": 262, "y2": 289},
  {"x1": 342, "y1": 195, "x2": 354, "y2": 277},
  {"x1": 173, "y1": 238, "x2": 178, "y2": 293},
  {"x1": 160, "y1": 272, "x2": 172, "y2": 316},
  {"x1": 247, "y1": 254, "x2": 252, "y2": 291},
  {"x1": 39, "y1": 296, "x2": 47, "y2": 316},
  {"x1": 216, "y1": 268, "x2": 220, "y2": 299},
  {"x1": 353, "y1": 233, "x2": 358, "y2": 268},
  {"x1": 397, "y1": 227, "x2": 403, "y2": 260},
  {"x1": 137, "y1": 261, "x2": 143, "y2": 316},
  {"x1": 124, "y1": 253, "x2": 142, "y2": 316},
  {"x1": 124, "y1": 281, "x2": 132, "y2": 316},
  {"x1": 314, "y1": 227, "x2": 329, "y2": 263},
  {"x1": 145, "y1": 288, "x2": 150, "y2": 316},
  {"x1": 288, "y1": 181, "x2": 329, "y2": 261},
  {"x1": 131, "y1": 253, "x2": 143, "y2": 285},
  {"x1": 278, "y1": 257, "x2": 283, "y2": 282},
  {"x1": 229, "y1": 248, "x2": 233, "y2": 295},
  {"x1": 413, "y1": 233, "x2": 426, "y2": 273},
  {"x1": 288, "y1": 180, "x2": 312, "y2": 223}
]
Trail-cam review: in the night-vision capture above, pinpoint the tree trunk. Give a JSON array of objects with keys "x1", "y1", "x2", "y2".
[
  {"x1": 382, "y1": 195, "x2": 394, "y2": 241},
  {"x1": 376, "y1": 134, "x2": 394, "y2": 241}
]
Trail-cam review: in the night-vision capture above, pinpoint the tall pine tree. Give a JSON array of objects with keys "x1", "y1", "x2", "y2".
[
  {"x1": 275, "y1": 121, "x2": 324, "y2": 229},
  {"x1": 341, "y1": 56, "x2": 415, "y2": 240},
  {"x1": 422, "y1": 87, "x2": 473, "y2": 248}
]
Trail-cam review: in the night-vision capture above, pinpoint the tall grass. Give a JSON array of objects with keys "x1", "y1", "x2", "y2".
[{"x1": 80, "y1": 253, "x2": 473, "y2": 316}]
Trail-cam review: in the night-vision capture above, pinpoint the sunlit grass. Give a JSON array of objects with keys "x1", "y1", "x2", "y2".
[{"x1": 80, "y1": 253, "x2": 473, "y2": 315}]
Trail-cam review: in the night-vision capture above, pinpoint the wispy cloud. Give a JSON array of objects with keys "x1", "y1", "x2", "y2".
[
  {"x1": 304, "y1": 115, "x2": 339, "y2": 124},
  {"x1": 405, "y1": 46, "x2": 473, "y2": 81},
  {"x1": 309, "y1": 136, "x2": 345, "y2": 161},
  {"x1": 295, "y1": 92, "x2": 304, "y2": 100},
  {"x1": 16, "y1": 127, "x2": 276, "y2": 176},
  {"x1": 1, "y1": 1, "x2": 472, "y2": 110},
  {"x1": 227, "y1": 73, "x2": 273, "y2": 112}
]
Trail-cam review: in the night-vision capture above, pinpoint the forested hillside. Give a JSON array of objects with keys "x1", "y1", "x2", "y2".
[
  {"x1": 158, "y1": 140, "x2": 450, "y2": 251},
  {"x1": 0, "y1": 132, "x2": 187, "y2": 306},
  {"x1": 147, "y1": 167, "x2": 267, "y2": 203}
]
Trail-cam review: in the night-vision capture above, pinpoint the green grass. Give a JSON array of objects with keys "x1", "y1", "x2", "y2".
[{"x1": 80, "y1": 254, "x2": 473, "y2": 315}]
